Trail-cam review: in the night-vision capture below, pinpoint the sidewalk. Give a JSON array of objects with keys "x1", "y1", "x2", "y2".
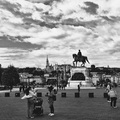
[
  {"x1": 0, "y1": 85, "x2": 90, "y2": 93},
  {"x1": 0, "y1": 87, "x2": 47, "y2": 93},
  {"x1": 0, "y1": 88, "x2": 19, "y2": 93}
]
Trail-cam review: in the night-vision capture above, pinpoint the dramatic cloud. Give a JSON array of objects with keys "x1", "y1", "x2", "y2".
[
  {"x1": 83, "y1": 1, "x2": 99, "y2": 14},
  {"x1": 0, "y1": 0, "x2": 120, "y2": 68}
]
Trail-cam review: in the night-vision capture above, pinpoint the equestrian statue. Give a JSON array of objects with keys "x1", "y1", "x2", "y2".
[{"x1": 73, "y1": 50, "x2": 90, "y2": 67}]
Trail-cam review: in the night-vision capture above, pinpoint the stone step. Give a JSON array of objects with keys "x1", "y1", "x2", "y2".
[{"x1": 66, "y1": 86, "x2": 96, "y2": 89}]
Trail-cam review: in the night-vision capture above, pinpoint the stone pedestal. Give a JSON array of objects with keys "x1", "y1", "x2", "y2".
[{"x1": 67, "y1": 66, "x2": 96, "y2": 89}]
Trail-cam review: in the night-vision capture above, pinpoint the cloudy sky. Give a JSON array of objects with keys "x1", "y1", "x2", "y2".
[{"x1": 0, "y1": 0, "x2": 120, "y2": 68}]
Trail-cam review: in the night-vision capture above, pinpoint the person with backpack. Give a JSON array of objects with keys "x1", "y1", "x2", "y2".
[
  {"x1": 108, "y1": 86, "x2": 117, "y2": 108},
  {"x1": 46, "y1": 85, "x2": 56, "y2": 116}
]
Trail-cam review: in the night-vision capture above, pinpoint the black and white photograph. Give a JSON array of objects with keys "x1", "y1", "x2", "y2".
[{"x1": 0, "y1": 0, "x2": 120, "y2": 119}]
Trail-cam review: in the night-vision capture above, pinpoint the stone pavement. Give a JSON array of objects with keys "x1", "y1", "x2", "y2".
[
  {"x1": 0, "y1": 88, "x2": 49, "y2": 120},
  {"x1": 0, "y1": 88, "x2": 19, "y2": 93},
  {"x1": 0, "y1": 85, "x2": 96, "y2": 94},
  {"x1": 0, "y1": 87, "x2": 120, "y2": 120},
  {"x1": 0, "y1": 87, "x2": 47, "y2": 93}
]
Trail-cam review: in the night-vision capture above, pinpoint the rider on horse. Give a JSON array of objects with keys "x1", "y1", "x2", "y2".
[
  {"x1": 72, "y1": 50, "x2": 90, "y2": 66},
  {"x1": 77, "y1": 50, "x2": 82, "y2": 59}
]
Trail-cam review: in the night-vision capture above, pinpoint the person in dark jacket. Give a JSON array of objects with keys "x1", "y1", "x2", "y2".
[
  {"x1": 46, "y1": 85, "x2": 56, "y2": 116},
  {"x1": 78, "y1": 84, "x2": 80, "y2": 93},
  {"x1": 108, "y1": 87, "x2": 117, "y2": 108}
]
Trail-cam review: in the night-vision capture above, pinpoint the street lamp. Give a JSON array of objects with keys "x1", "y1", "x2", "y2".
[{"x1": 56, "y1": 68, "x2": 60, "y2": 91}]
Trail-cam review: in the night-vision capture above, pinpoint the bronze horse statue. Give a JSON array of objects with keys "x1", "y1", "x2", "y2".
[{"x1": 72, "y1": 54, "x2": 90, "y2": 66}]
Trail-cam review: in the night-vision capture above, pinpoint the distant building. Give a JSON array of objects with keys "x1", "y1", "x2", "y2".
[
  {"x1": 103, "y1": 74, "x2": 120, "y2": 84},
  {"x1": 90, "y1": 67, "x2": 120, "y2": 85},
  {"x1": 57, "y1": 64, "x2": 71, "y2": 72},
  {"x1": 90, "y1": 72, "x2": 99, "y2": 85},
  {"x1": 46, "y1": 56, "x2": 54, "y2": 73},
  {"x1": 19, "y1": 73, "x2": 43, "y2": 84},
  {"x1": 56, "y1": 64, "x2": 71, "y2": 82},
  {"x1": 19, "y1": 73, "x2": 33, "y2": 83}
]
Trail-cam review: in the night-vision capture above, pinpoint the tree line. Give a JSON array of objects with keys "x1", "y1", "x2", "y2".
[{"x1": 0, "y1": 65, "x2": 45, "y2": 90}]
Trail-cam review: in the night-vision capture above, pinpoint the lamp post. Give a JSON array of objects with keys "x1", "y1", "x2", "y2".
[
  {"x1": 56, "y1": 68, "x2": 59, "y2": 91},
  {"x1": 64, "y1": 65, "x2": 66, "y2": 82}
]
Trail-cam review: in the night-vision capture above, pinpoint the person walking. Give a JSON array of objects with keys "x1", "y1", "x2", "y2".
[
  {"x1": 46, "y1": 85, "x2": 56, "y2": 116},
  {"x1": 108, "y1": 86, "x2": 117, "y2": 108}
]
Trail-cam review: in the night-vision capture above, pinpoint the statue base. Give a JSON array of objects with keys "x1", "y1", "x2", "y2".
[
  {"x1": 67, "y1": 80, "x2": 96, "y2": 89},
  {"x1": 66, "y1": 86, "x2": 96, "y2": 89},
  {"x1": 67, "y1": 66, "x2": 96, "y2": 89}
]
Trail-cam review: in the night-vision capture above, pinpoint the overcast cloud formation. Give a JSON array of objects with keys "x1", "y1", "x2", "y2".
[{"x1": 0, "y1": 0, "x2": 120, "y2": 68}]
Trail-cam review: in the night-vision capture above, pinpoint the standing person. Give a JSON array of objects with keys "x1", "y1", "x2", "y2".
[
  {"x1": 46, "y1": 85, "x2": 56, "y2": 116},
  {"x1": 106, "y1": 82, "x2": 111, "y2": 102},
  {"x1": 21, "y1": 86, "x2": 37, "y2": 119},
  {"x1": 78, "y1": 84, "x2": 80, "y2": 93},
  {"x1": 19, "y1": 84, "x2": 22, "y2": 92},
  {"x1": 22, "y1": 85, "x2": 25, "y2": 92},
  {"x1": 108, "y1": 87, "x2": 117, "y2": 108}
]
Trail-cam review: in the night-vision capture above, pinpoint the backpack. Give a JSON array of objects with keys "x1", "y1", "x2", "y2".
[{"x1": 52, "y1": 94, "x2": 56, "y2": 101}]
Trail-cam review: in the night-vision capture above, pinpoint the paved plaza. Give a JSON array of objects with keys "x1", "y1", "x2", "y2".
[{"x1": 0, "y1": 87, "x2": 120, "y2": 120}]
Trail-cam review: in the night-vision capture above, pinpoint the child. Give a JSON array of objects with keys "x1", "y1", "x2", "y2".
[{"x1": 108, "y1": 87, "x2": 117, "y2": 108}]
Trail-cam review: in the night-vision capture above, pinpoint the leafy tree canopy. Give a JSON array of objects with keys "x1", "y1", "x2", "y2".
[{"x1": 1, "y1": 65, "x2": 20, "y2": 87}]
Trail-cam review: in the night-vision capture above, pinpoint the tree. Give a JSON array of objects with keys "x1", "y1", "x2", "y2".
[
  {"x1": 33, "y1": 70, "x2": 44, "y2": 76},
  {"x1": 0, "y1": 64, "x2": 3, "y2": 84},
  {"x1": 1, "y1": 65, "x2": 20, "y2": 90},
  {"x1": 47, "y1": 79, "x2": 57, "y2": 85}
]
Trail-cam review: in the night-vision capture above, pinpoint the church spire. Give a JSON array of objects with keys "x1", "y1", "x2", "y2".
[{"x1": 46, "y1": 55, "x2": 49, "y2": 68}]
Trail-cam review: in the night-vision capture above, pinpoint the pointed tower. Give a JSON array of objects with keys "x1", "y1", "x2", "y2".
[
  {"x1": 46, "y1": 56, "x2": 54, "y2": 73},
  {"x1": 46, "y1": 55, "x2": 49, "y2": 69}
]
